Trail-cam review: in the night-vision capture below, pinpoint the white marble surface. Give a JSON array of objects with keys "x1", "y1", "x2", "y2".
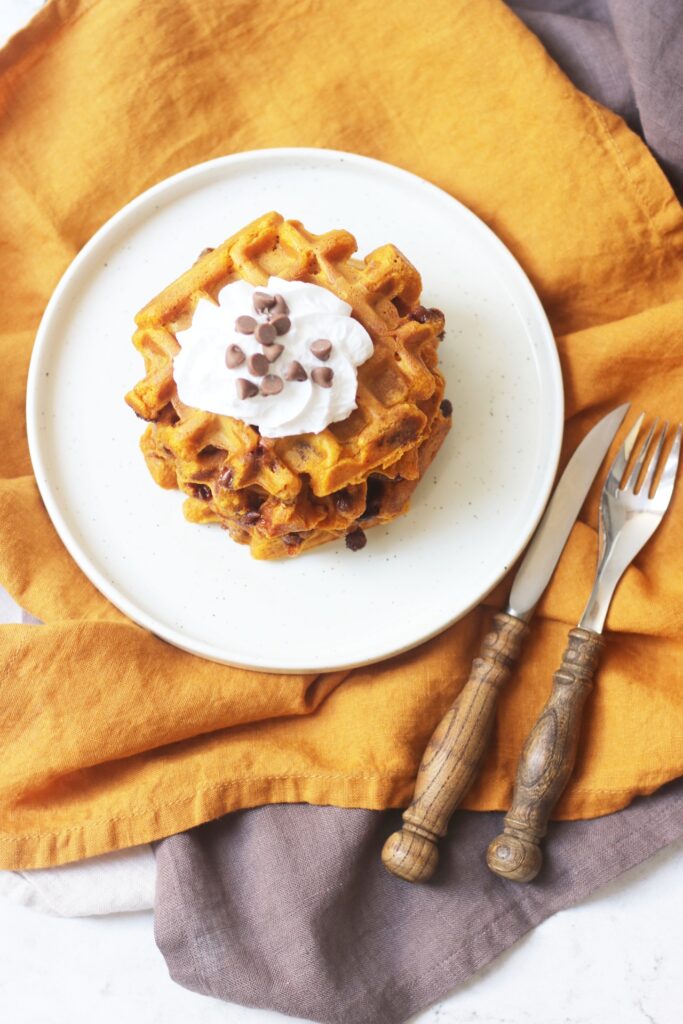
[{"x1": 2, "y1": 2, "x2": 682, "y2": 1022}]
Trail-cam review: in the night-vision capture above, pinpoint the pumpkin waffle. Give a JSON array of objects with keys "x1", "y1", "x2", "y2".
[{"x1": 126, "y1": 212, "x2": 451, "y2": 559}]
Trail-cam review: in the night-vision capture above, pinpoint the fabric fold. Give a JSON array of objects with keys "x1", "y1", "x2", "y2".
[
  {"x1": 0, "y1": 843, "x2": 155, "y2": 917},
  {"x1": 154, "y1": 778, "x2": 683, "y2": 1024}
]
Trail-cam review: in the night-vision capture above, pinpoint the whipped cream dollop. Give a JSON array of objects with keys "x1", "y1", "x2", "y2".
[{"x1": 173, "y1": 276, "x2": 374, "y2": 438}]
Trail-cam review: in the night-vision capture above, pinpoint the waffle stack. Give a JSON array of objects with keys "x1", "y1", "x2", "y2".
[{"x1": 125, "y1": 212, "x2": 451, "y2": 559}]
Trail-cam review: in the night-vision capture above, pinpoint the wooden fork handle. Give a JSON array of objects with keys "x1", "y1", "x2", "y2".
[
  {"x1": 486, "y1": 627, "x2": 604, "y2": 883},
  {"x1": 382, "y1": 611, "x2": 528, "y2": 883}
]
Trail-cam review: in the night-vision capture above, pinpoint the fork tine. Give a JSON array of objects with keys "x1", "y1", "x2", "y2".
[
  {"x1": 655, "y1": 424, "x2": 682, "y2": 502},
  {"x1": 625, "y1": 418, "x2": 658, "y2": 492},
  {"x1": 641, "y1": 422, "x2": 668, "y2": 497},
  {"x1": 607, "y1": 412, "x2": 644, "y2": 486}
]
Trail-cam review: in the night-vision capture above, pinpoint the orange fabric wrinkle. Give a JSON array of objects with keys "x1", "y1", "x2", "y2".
[{"x1": 0, "y1": 0, "x2": 682, "y2": 868}]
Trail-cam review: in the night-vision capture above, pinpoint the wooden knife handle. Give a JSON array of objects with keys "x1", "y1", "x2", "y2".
[
  {"x1": 382, "y1": 611, "x2": 528, "y2": 883},
  {"x1": 486, "y1": 627, "x2": 604, "y2": 883}
]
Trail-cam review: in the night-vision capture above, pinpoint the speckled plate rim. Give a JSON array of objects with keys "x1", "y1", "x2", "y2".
[{"x1": 26, "y1": 147, "x2": 564, "y2": 673}]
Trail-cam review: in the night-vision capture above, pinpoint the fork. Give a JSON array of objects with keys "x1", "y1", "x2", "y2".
[{"x1": 486, "y1": 414, "x2": 682, "y2": 883}]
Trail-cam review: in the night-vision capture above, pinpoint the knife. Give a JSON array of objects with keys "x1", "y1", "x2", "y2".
[{"x1": 381, "y1": 402, "x2": 630, "y2": 883}]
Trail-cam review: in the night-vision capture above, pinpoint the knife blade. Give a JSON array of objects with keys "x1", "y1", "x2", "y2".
[
  {"x1": 507, "y1": 402, "x2": 630, "y2": 621},
  {"x1": 382, "y1": 401, "x2": 631, "y2": 883}
]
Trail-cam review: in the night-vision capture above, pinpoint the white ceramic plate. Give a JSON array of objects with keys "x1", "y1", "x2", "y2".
[{"x1": 27, "y1": 148, "x2": 563, "y2": 672}]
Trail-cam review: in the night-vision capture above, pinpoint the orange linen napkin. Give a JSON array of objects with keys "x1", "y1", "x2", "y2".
[{"x1": 1, "y1": 0, "x2": 682, "y2": 870}]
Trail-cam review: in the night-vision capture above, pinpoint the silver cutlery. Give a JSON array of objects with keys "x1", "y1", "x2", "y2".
[
  {"x1": 382, "y1": 403, "x2": 630, "y2": 883},
  {"x1": 487, "y1": 415, "x2": 681, "y2": 882}
]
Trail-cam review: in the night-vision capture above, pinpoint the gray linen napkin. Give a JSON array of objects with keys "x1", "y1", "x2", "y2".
[
  {"x1": 154, "y1": 4, "x2": 683, "y2": 1022},
  {"x1": 509, "y1": 0, "x2": 683, "y2": 197},
  {"x1": 155, "y1": 781, "x2": 683, "y2": 1024}
]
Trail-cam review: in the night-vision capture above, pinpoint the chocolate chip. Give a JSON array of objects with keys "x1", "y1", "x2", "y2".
[
  {"x1": 236, "y1": 378, "x2": 259, "y2": 399},
  {"x1": 253, "y1": 291, "x2": 275, "y2": 314},
  {"x1": 282, "y1": 532, "x2": 303, "y2": 547},
  {"x1": 310, "y1": 338, "x2": 332, "y2": 361},
  {"x1": 256, "y1": 321, "x2": 277, "y2": 345},
  {"x1": 440, "y1": 399, "x2": 453, "y2": 417},
  {"x1": 226, "y1": 344, "x2": 245, "y2": 368},
  {"x1": 191, "y1": 483, "x2": 212, "y2": 501},
  {"x1": 235, "y1": 315, "x2": 257, "y2": 334},
  {"x1": 384, "y1": 424, "x2": 418, "y2": 448},
  {"x1": 345, "y1": 528, "x2": 367, "y2": 551},
  {"x1": 264, "y1": 343, "x2": 284, "y2": 364},
  {"x1": 242, "y1": 511, "x2": 261, "y2": 525},
  {"x1": 260, "y1": 374, "x2": 283, "y2": 396},
  {"x1": 334, "y1": 489, "x2": 354, "y2": 513},
  {"x1": 271, "y1": 314, "x2": 291, "y2": 336},
  {"x1": 247, "y1": 353, "x2": 269, "y2": 376},
  {"x1": 271, "y1": 294, "x2": 289, "y2": 316},
  {"x1": 311, "y1": 366, "x2": 334, "y2": 388},
  {"x1": 218, "y1": 467, "x2": 234, "y2": 489},
  {"x1": 285, "y1": 361, "x2": 308, "y2": 382},
  {"x1": 409, "y1": 306, "x2": 443, "y2": 324}
]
